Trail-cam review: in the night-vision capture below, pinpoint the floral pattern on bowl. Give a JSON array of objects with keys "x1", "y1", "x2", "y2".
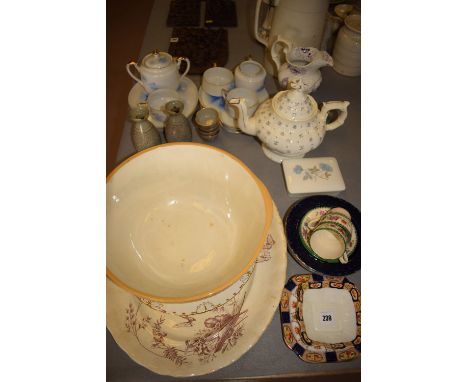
[{"x1": 125, "y1": 294, "x2": 248, "y2": 366}]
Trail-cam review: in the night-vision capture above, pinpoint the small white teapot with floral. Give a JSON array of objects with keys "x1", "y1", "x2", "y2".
[
  {"x1": 126, "y1": 50, "x2": 190, "y2": 93},
  {"x1": 228, "y1": 79, "x2": 349, "y2": 163}
]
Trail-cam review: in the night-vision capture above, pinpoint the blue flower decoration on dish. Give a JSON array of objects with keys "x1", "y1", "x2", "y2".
[
  {"x1": 319, "y1": 163, "x2": 333, "y2": 172},
  {"x1": 293, "y1": 165, "x2": 304, "y2": 174}
]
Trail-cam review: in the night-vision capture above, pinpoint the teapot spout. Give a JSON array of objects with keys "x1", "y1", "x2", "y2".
[
  {"x1": 309, "y1": 50, "x2": 334, "y2": 70},
  {"x1": 228, "y1": 98, "x2": 257, "y2": 136}
]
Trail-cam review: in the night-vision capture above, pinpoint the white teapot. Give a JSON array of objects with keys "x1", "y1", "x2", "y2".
[
  {"x1": 228, "y1": 79, "x2": 349, "y2": 163},
  {"x1": 126, "y1": 50, "x2": 190, "y2": 93}
]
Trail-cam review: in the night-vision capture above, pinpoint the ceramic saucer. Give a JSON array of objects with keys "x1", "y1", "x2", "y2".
[
  {"x1": 279, "y1": 273, "x2": 361, "y2": 363},
  {"x1": 107, "y1": 204, "x2": 287, "y2": 377},
  {"x1": 198, "y1": 87, "x2": 269, "y2": 134},
  {"x1": 128, "y1": 77, "x2": 198, "y2": 128},
  {"x1": 284, "y1": 195, "x2": 361, "y2": 276}
]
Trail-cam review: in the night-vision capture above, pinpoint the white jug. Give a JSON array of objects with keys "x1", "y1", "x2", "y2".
[
  {"x1": 332, "y1": 14, "x2": 361, "y2": 77},
  {"x1": 254, "y1": 0, "x2": 329, "y2": 77}
]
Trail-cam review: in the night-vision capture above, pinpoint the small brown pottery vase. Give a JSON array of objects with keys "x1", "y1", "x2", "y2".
[
  {"x1": 164, "y1": 100, "x2": 192, "y2": 142},
  {"x1": 130, "y1": 102, "x2": 161, "y2": 151}
]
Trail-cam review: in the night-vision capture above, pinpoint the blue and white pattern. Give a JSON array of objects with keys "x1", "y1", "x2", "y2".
[{"x1": 207, "y1": 94, "x2": 225, "y2": 108}]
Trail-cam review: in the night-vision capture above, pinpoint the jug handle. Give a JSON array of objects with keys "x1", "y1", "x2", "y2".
[
  {"x1": 254, "y1": 0, "x2": 269, "y2": 46},
  {"x1": 270, "y1": 36, "x2": 291, "y2": 72},
  {"x1": 126, "y1": 62, "x2": 147, "y2": 89},
  {"x1": 320, "y1": 101, "x2": 350, "y2": 131},
  {"x1": 176, "y1": 57, "x2": 191, "y2": 81}
]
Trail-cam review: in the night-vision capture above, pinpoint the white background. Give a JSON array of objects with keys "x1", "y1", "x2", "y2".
[{"x1": 0, "y1": 0, "x2": 467, "y2": 380}]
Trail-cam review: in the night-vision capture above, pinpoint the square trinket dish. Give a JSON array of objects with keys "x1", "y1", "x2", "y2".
[
  {"x1": 279, "y1": 273, "x2": 361, "y2": 363},
  {"x1": 282, "y1": 157, "x2": 345, "y2": 195}
]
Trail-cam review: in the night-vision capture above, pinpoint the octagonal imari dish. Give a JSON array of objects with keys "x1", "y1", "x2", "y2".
[{"x1": 279, "y1": 274, "x2": 361, "y2": 363}]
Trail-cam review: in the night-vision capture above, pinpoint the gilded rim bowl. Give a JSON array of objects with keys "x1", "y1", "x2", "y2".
[{"x1": 107, "y1": 143, "x2": 273, "y2": 303}]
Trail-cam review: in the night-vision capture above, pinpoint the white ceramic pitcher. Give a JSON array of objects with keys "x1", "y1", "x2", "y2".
[
  {"x1": 254, "y1": 0, "x2": 329, "y2": 76},
  {"x1": 271, "y1": 37, "x2": 333, "y2": 93},
  {"x1": 332, "y1": 15, "x2": 361, "y2": 77}
]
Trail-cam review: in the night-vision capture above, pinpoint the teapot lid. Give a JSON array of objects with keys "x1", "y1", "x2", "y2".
[
  {"x1": 142, "y1": 50, "x2": 172, "y2": 69},
  {"x1": 272, "y1": 79, "x2": 316, "y2": 122}
]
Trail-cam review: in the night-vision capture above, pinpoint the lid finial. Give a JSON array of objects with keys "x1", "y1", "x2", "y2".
[
  {"x1": 272, "y1": 77, "x2": 314, "y2": 122},
  {"x1": 288, "y1": 78, "x2": 305, "y2": 92}
]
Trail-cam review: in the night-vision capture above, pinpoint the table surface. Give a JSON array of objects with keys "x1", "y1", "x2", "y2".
[{"x1": 107, "y1": 0, "x2": 361, "y2": 380}]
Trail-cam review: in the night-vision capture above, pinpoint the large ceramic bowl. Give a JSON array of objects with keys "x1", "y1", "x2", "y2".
[{"x1": 107, "y1": 143, "x2": 273, "y2": 303}]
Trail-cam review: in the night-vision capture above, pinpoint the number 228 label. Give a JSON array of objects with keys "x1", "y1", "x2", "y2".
[{"x1": 320, "y1": 312, "x2": 334, "y2": 323}]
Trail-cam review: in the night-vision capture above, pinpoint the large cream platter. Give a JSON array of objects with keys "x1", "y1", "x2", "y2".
[{"x1": 107, "y1": 204, "x2": 287, "y2": 377}]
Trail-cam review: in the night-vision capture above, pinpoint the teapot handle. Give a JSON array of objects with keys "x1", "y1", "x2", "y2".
[
  {"x1": 321, "y1": 101, "x2": 350, "y2": 131},
  {"x1": 176, "y1": 57, "x2": 191, "y2": 81},
  {"x1": 126, "y1": 62, "x2": 147, "y2": 90},
  {"x1": 270, "y1": 36, "x2": 291, "y2": 72}
]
